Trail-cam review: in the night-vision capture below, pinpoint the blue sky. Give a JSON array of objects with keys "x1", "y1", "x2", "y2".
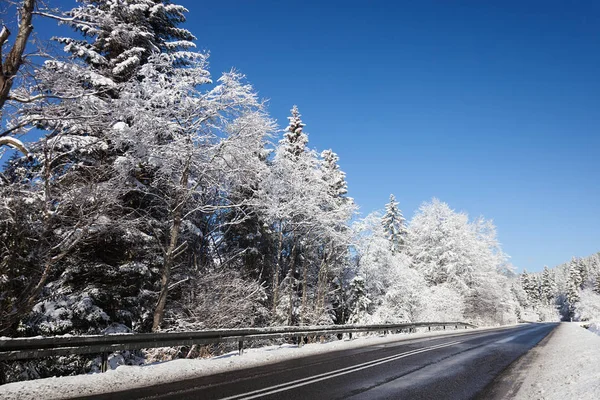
[{"x1": 10, "y1": 0, "x2": 600, "y2": 271}]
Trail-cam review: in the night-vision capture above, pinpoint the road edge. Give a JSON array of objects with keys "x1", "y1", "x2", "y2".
[{"x1": 476, "y1": 322, "x2": 559, "y2": 399}]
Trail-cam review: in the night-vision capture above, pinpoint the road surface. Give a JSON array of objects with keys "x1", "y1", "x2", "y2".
[{"x1": 82, "y1": 323, "x2": 558, "y2": 400}]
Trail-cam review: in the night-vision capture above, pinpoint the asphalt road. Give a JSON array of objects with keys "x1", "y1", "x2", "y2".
[{"x1": 82, "y1": 323, "x2": 558, "y2": 400}]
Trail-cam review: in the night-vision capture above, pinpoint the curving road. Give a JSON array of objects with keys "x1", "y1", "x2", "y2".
[{"x1": 82, "y1": 323, "x2": 558, "y2": 400}]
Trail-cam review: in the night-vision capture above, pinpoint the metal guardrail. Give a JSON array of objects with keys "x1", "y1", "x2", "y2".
[{"x1": 0, "y1": 321, "x2": 476, "y2": 371}]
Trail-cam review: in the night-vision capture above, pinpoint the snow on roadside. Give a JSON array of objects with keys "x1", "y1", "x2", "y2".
[
  {"x1": 0, "y1": 327, "x2": 492, "y2": 400},
  {"x1": 515, "y1": 322, "x2": 600, "y2": 399},
  {"x1": 587, "y1": 322, "x2": 600, "y2": 337}
]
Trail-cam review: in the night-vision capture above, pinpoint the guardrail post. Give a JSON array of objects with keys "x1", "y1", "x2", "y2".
[
  {"x1": 455, "y1": 325, "x2": 457, "y2": 329},
  {"x1": 298, "y1": 335, "x2": 303, "y2": 348},
  {"x1": 238, "y1": 340, "x2": 244, "y2": 355},
  {"x1": 428, "y1": 326, "x2": 431, "y2": 332},
  {"x1": 443, "y1": 325, "x2": 446, "y2": 330},
  {"x1": 349, "y1": 332, "x2": 353, "y2": 340},
  {"x1": 101, "y1": 352, "x2": 108, "y2": 373}
]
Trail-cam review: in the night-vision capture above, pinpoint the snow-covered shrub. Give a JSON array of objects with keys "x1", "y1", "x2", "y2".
[
  {"x1": 168, "y1": 269, "x2": 269, "y2": 331},
  {"x1": 420, "y1": 284, "x2": 465, "y2": 322},
  {"x1": 535, "y1": 304, "x2": 561, "y2": 322},
  {"x1": 575, "y1": 289, "x2": 600, "y2": 321}
]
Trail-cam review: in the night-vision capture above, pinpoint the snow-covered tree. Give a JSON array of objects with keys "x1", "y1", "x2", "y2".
[
  {"x1": 408, "y1": 199, "x2": 476, "y2": 291},
  {"x1": 540, "y1": 266, "x2": 556, "y2": 304},
  {"x1": 521, "y1": 269, "x2": 541, "y2": 305},
  {"x1": 372, "y1": 265, "x2": 427, "y2": 323},
  {"x1": 280, "y1": 105, "x2": 308, "y2": 160},
  {"x1": 261, "y1": 106, "x2": 329, "y2": 325},
  {"x1": 346, "y1": 276, "x2": 370, "y2": 323},
  {"x1": 420, "y1": 284, "x2": 465, "y2": 322},
  {"x1": 567, "y1": 258, "x2": 582, "y2": 314},
  {"x1": 575, "y1": 289, "x2": 600, "y2": 321},
  {"x1": 312, "y1": 149, "x2": 355, "y2": 324},
  {"x1": 353, "y1": 211, "x2": 399, "y2": 304},
  {"x1": 407, "y1": 198, "x2": 512, "y2": 325},
  {"x1": 1, "y1": 0, "x2": 277, "y2": 337},
  {"x1": 381, "y1": 194, "x2": 407, "y2": 254},
  {"x1": 54, "y1": 0, "x2": 197, "y2": 82}
]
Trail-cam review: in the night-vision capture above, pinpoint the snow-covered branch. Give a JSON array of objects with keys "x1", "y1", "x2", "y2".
[{"x1": 0, "y1": 136, "x2": 30, "y2": 157}]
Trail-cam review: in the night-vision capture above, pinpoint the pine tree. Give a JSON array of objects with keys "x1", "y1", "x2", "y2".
[
  {"x1": 576, "y1": 257, "x2": 588, "y2": 288},
  {"x1": 320, "y1": 150, "x2": 348, "y2": 200},
  {"x1": 314, "y1": 149, "x2": 355, "y2": 323},
  {"x1": 570, "y1": 257, "x2": 584, "y2": 289},
  {"x1": 521, "y1": 269, "x2": 540, "y2": 304},
  {"x1": 381, "y1": 194, "x2": 407, "y2": 254},
  {"x1": 280, "y1": 105, "x2": 308, "y2": 160},
  {"x1": 567, "y1": 259, "x2": 582, "y2": 315},
  {"x1": 347, "y1": 276, "x2": 371, "y2": 324},
  {"x1": 55, "y1": 0, "x2": 198, "y2": 81},
  {"x1": 540, "y1": 266, "x2": 555, "y2": 304},
  {"x1": 265, "y1": 106, "x2": 324, "y2": 325}
]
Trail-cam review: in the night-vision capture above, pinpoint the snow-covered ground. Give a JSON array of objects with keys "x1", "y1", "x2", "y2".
[
  {"x1": 514, "y1": 322, "x2": 600, "y2": 399},
  {"x1": 0, "y1": 327, "x2": 482, "y2": 400},
  {"x1": 586, "y1": 321, "x2": 600, "y2": 337}
]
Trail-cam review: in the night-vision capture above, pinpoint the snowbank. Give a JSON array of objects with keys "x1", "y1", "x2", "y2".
[
  {"x1": 586, "y1": 322, "x2": 600, "y2": 337},
  {"x1": 514, "y1": 322, "x2": 600, "y2": 399},
  {"x1": 0, "y1": 327, "x2": 488, "y2": 400}
]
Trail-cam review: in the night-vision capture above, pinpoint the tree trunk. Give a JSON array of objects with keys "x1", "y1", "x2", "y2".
[
  {"x1": 0, "y1": 0, "x2": 35, "y2": 114},
  {"x1": 272, "y1": 224, "x2": 283, "y2": 315},
  {"x1": 315, "y1": 254, "x2": 328, "y2": 318},
  {"x1": 152, "y1": 162, "x2": 190, "y2": 332},
  {"x1": 287, "y1": 241, "x2": 297, "y2": 325},
  {"x1": 301, "y1": 258, "x2": 308, "y2": 325},
  {"x1": 151, "y1": 215, "x2": 182, "y2": 331}
]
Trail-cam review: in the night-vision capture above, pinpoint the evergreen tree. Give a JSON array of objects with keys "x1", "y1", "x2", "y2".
[
  {"x1": 55, "y1": 0, "x2": 197, "y2": 81},
  {"x1": 570, "y1": 257, "x2": 584, "y2": 289},
  {"x1": 320, "y1": 150, "x2": 349, "y2": 200},
  {"x1": 540, "y1": 265, "x2": 556, "y2": 304},
  {"x1": 520, "y1": 269, "x2": 540, "y2": 304},
  {"x1": 280, "y1": 105, "x2": 308, "y2": 160},
  {"x1": 264, "y1": 106, "x2": 325, "y2": 325},
  {"x1": 576, "y1": 257, "x2": 588, "y2": 288},
  {"x1": 381, "y1": 194, "x2": 407, "y2": 254},
  {"x1": 314, "y1": 149, "x2": 355, "y2": 324},
  {"x1": 566, "y1": 259, "x2": 582, "y2": 317},
  {"x1": 347, "y1": 276, "x2": 371, "y2": 324}
]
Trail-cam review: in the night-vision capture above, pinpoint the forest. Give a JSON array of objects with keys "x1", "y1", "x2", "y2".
[{"x1": 1, "y1": 0, "x2": 599, "y2": 382}]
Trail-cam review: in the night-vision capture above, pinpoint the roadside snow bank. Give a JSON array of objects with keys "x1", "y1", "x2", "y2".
[
  {"x1": 0, "y1": 327, "x2": 493, "y2": 400},
  {"x1": 587, "y1": 322, "x2": 600, "y2": 337},
  {"x1": 515, "y1": 322, "x2": 600, "y2": 399}
]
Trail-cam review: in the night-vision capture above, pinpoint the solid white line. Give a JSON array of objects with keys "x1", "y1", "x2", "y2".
[{"x1": 219, "y1": 340, "x2": 462, "y2": 400}]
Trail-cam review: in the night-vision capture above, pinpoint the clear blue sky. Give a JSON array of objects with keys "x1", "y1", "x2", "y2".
[{"x1": 12, "y1": 0, "x2": 600, "y2": 271}]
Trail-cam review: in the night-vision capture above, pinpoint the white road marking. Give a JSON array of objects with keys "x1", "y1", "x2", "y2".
[
  {"x1": 495, "y1": 335, "x2": 517, "y2": 344},
  {"x1": 219, "y1": 340, "x2": 462, "y2": 400}
]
